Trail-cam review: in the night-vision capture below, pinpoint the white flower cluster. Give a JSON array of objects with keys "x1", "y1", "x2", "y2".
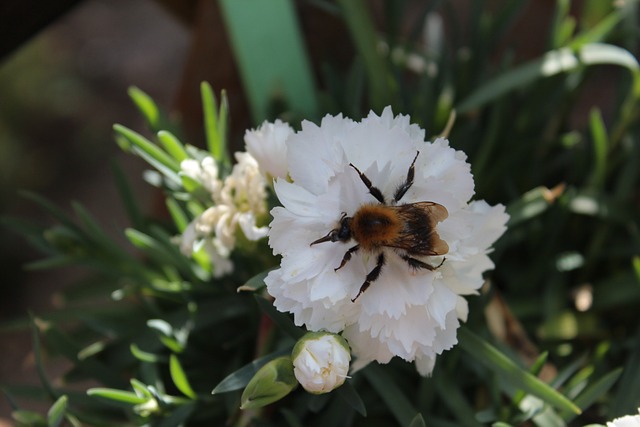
[
  {"x1": 179, "y1": 151, "x2": 269, "y2": 277},
  {"x1": 257, "y1": 108, "x2": 509, "y2": 375}
]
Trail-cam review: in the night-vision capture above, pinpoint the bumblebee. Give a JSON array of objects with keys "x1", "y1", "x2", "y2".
[{"x1": 311, "y1": 152, "x2": 449, "y2": 302}]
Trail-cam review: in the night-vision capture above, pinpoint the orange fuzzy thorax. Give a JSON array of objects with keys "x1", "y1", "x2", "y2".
[{"x1": 351, "y1": 204, "x2": 402, "y2": 250}]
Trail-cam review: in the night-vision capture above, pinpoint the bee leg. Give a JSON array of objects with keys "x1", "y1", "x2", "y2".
[
  {"x1": 400, "y1": 254, "x2": 445, "y2": 271},
  {"x1": 349, "y1": 163, "x2": 386, "y2": 204},
  {"x1": 335, "y1": 245, "x2": 360, "y2": 271},
  {"x1": 393, "y1": 151, "x2": 419, "y2": 203},
  {"x1": 352, "y1": 253, "x2": 385, "y2": 302}
]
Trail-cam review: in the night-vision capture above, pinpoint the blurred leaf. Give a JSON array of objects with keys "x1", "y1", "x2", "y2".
[
  {"x1": 458, "y1": 328, "x2": 581, "y2": 415},
  {"x1": 212, "y1": 348, "x2": 291, "y2": 394},
  {"x1": 87, "y1": 388, "x2": 148, "y2": 404},
  {"x1": 457, "y1": 43, "x2": 639, "y2": 113},
  {"x1": 154, "y1": 403, "x2": 196, "y2": 427},
  {"x1": 113, "y1": 124, "x2": 179, "y2": 172},
  {"x1": 506, "y1": 185, "x2": 564, "y2": 227},
  {"x1": 157, "y1": 130, "x2": 189, "y2": 164},
  {"x1": 561, "y1": 368, "x2": 623, "y2": 422},
  {"x1": 409, "y1": 413, "x2": 427, "y2": 427},
  {"x1": 217, "y1": 1, "x2": 319, "y2": 121},
  {"x1": 12, "y1": 410, "x2": 47, "y2": 426},
  {"x1": 588, "y1": 107, "x2": 608, "y2": 190},
  {"x1": 46, "y1": 395, "x2": 67, "y2": 427},
  {"x1": 200, "y1": 82, "x2": 229, "y2": 165},
  {"x1": 130, "y1": 343, "x2": 163, "y2": 363},
  {"x1": 237, "y1": 269, "x2": 272, "y2": 293},
  {"x1": 363, "y1": 364, "x2": 420, "y2": 427},
  {"x1": 336, "y1": 381, "x2": 366, "y2": 417},
  {"x1": 112, "y1": 161, "x2": 144, "y2": 231},
  {"x1": 610, "y1": 327, "x2": 640, "y2": 418},
  {"x1": 169, "y1": 354, "x2": 197, "y2": 399},
  {"x1": 335, "y1": 0, "x2": 395, "y2": 110},
  {"x1": 128, "y1": 86, "x2": 161, "y2": 131}
]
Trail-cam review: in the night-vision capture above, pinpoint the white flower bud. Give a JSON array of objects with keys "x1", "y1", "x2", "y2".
[{"x1": 292, "y1": 332, "x2": 351, "y2": 394}]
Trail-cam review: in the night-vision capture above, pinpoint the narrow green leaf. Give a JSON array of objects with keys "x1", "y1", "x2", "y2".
[
  {"x1": 113, "y1": 124, "x2": 179, "y2": 172},
  {"x1": 87, "y1": 388, "x2": 148, "y2": 404},
  {"x1": 588, "y1": 107, "x2": 608, "y2": 189},
  {"x1": 12, "y1": 410, "x2": 47, "y2": 426},
  {"x1": 363, "y1": 364, "x2": 420, "y2": 427},
  {"x1": 212, "y1": 348, "x2": 291, "y2": 394},
  {"x1": 200, "y1": 82, "x2": 228, "y2": 165},
  {"x1": 157, "y1": 130, "x2": 189, "y2": 163},
  {"x1": 154, "y1": 402, "x2": 196, "y2": 427},
  {"x1": 46, "y1": 395, "x2": 68, "y2": 427},
  {"x1": 336, "y1": 381, "x2": 367, "y2": 417},
  {"x1": 569, "y1": 10, "x2": 622, "y2": 49},
  {"x1": 457, "y1": 43, "x2": 640, "y2": 113},
  {"x1": 112, "y1": 161, "x2": 144, "y2": 230},
  {"x1": 610, "y1": 327, "x2": 640, "y2": 418},
  {"x1": 335, "y1": 0, "x2": 394, "y2": 110},
  {"x1": 458, "y1": 328, "x2": 581, "y2": 415},
  {"x1": 409, "y1": 413, "x2": 427, "y2": 427},
  {"x1": 128, "y1": 86, "x2": 160, "y2": 130},
  {"x1": 170, "y1": 354, "x2": 197, "y2": 399},
  {"x1": 130, "y1": 344, "x2": 163, "y2": 363},
  {"x1": 237, "y1": 269, "x2": 273, "y2": 293},
  {"x1": 240, "y1": 356, "x2": 296, "y2": 410},
  {"x1": 166, "y1": 197, "x2": 189, "y2": 233},
  {"x1": 218, "y1": 0, "x2": 319, "y2": 121},
  {"x1": 561, "y1": 368, "x2": 623, "y2": 422}
]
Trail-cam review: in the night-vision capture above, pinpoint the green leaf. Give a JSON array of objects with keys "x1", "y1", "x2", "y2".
[
  {"x1": 200, "y1": 82, "x2": 229, "y2": 165},
  {"x1": 212, "y1": 348, "x2": 291, "y2": 394},
  {"x1": 128, "y1": 86, "x2": 161, "y2": 130},
  {"x1": 409, "y1": 413, "x2": 427, "y2": 427},
  {"x1": 87, "y1": 388, "x2": 148, "y2": 404},
  {"x1": 363, "y1": 364, "x2": 420, "y2": 427},
  {"x1": 113, "y1": 124, "x2": 179, "y2": 172},
  {"x1": 336, "y1": 381, "x2": 367, "y2": 417},
  {"x1": 130, "y1": 344, "x2": 163, "y2": 363},
  {"x1": 154, "y1": 402, "x2": 196, "y2": 427},
  {"x1": 46, "y1": 395, "x2": 67, "y2": 427},
  {"x1": 165, "y1": 197, "x2": 189, "y2": 233},
  {"x1": 157, "y1": 130, "x2": 189, "y2": 163},
  {"x1": 236, "y1": 269, "x2": 273, "y2": 293},
  {"x1": 169, "y1": 354, "x2": 197, "y2": 399},
  {"x1": 335, "y1": 0, "x2": 395, "y2": 110},
  {"x1": 240, "y1": 356, "x2": 297, "y2": 410},
  {"x1": 218, "y1": 0, "x2": 319, "y2": 121},
  {"x1": 561, "y1": 368, "x2": 623, "y2": 422},
  {"x1": 457, "y1": 43, "x2": 640, "y2": 113},
  {"x1": 458, "y1": 328, "x2": 581, "y2": 415},
  {"x1": 588, "y1": 107, "x2": 608, "y2": 190},
  {"x1": 112, "y1": 161, "x2": 144, "y2": 230},
  {"x1": 12, "y1": 410, "x2": 47, "y2": 426}
]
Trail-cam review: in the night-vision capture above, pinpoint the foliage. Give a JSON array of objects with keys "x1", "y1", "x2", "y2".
[{"x1": 2, "y1": 0, "x2": 640, "y2": 426}]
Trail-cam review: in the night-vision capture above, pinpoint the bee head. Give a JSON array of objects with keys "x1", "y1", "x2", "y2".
[{"x1": 310, "y1": 213, "x2": 353, "y2": 246}]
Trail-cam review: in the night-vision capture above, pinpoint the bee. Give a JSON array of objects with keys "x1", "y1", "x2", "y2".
[{"x1": 310, "y1": 151, "x2": 449, "y2": 302}]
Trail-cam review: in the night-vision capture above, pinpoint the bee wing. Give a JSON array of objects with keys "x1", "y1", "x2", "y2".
[
  {"x1": 413, "y1": 201, "x2": 448, "y2": 223},
  {"x1": 428, "y1": 233, "x2": 449, "y2": 255}
]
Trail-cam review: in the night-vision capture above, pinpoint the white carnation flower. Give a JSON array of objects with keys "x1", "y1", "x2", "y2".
[
  {"x1": 245, "y1": 119, "x2": 294, "y2": 180},
  {"x1": 265, "y1": 107, "x2": 508, "y2": 375},
  {"x1": 178, "y1": 153, "x2": 269, "y2": 277},
  {"x1": 607, "y1": 409, "x2": 640, "y2": 427}
]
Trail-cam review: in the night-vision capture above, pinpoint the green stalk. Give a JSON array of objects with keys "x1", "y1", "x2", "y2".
[{"x1": 335, "y1": 0, "x2": 395, "y2": 110}]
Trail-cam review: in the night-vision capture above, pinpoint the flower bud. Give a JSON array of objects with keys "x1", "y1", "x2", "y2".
[
  {"x1": 240, "y1": 356, "x2": 297, "y2": 410},
  {"x1": 292, "y1": 332, "x2": 351, "y2": 394}
]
